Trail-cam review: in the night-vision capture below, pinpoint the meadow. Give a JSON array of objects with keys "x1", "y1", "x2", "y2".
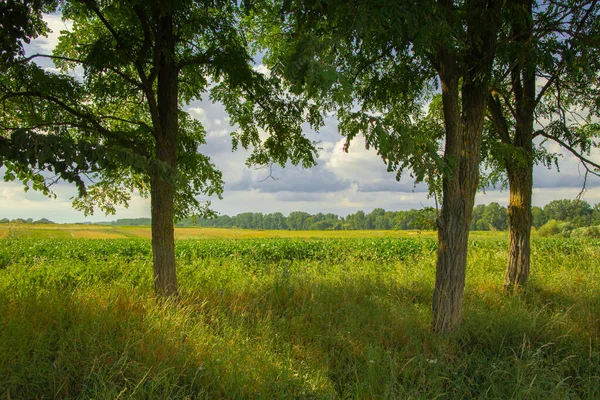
[{"x1": 0, "y1": 225, "x2": 598, "y2": 398}]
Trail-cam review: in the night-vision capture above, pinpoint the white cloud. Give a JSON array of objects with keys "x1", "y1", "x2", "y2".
[
  {"x1": 0, "y1": 181, "x2": 150, "y2": 223},
  {"x1": 28, "y1": 13, "x2": 73, "y2": 54},
  {"x1": 252, "y1": 64, "x2": 271, "y2": 77}
]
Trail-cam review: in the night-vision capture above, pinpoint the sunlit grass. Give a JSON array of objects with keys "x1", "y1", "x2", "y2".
[
  {"x1": 0, "y1": 223, "x2": 512, "y2": 240},
  {"x1": 0, "y1": 236, "x2": 598, "y2": 398}
]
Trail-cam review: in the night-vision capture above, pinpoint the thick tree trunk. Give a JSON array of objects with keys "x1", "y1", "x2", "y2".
[
  {"x1": 432, "y1": 72, "x2": 486, "y2": 333},
  {"x1": 151, "y1": 173, "x2": 178, "y2": 297},
  {"x1": 150, "y1": 12, "x2": 179, "y2": 297},
  {"x1": 504, "y1": 162, "x2": 533, "y2": 292},
  {"x1": 432, "y1": 58, "x2": 468, "y2": 332},
  {"x1": 433, "y1": 198, "x2": 472, "y2": 332},
  {"x1": 431, "y1": 0, "x2": 502, "y2": 333}
]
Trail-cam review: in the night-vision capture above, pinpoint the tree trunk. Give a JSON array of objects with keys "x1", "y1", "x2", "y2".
[
  {"x1": 150, "y1": 12, "x2": 179, "y2": 297},
  {"x1": 503, "y1": 0, "x2": 536, "y2": 293},
  {"x1": 151, "y1": 172, "x2": 178, "y2": 297},
  {"x1": 504, "y1": 162, "x2": 533, "y2": 292},
  {"x1": 431, "y1": 55, "x2": 469, "y2": 332},
  {"x1": 431, "y1": 0, "x2": 502, "y2": 333},
  {"x1": 433, "y1": 196, "x2": 472, "y2": 332},
  {"x1": 431, "y1": 70, "x2": 487, "y2": 333}
]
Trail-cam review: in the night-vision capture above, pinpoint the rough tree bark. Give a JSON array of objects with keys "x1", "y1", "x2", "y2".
[
  {"x1": 504, "y1": 158, "x2": 533, "y2": 291},
  {"x1": 503, "y1": 0, "x2": 536, "y2": 292},
  {"x1": 432, "y1": 62, "x2": 489, "y2": 332},
  {"x1": 150, "y1": 13, "x2": 179, "y2": 297},
  {"x1": 431, "y1": 0, "x2": 503, "y2": 333}
]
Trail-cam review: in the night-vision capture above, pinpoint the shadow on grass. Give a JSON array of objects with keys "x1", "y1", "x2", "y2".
[
  {"x1": 179, "y1": 266, "x2": 600, "y2": 399},
  {"x1": 1, "y1": 267, "x2": 598, "y2": 399},
  {"x1": 0, "y1": 287, "x2": 336, "y2": 399}
]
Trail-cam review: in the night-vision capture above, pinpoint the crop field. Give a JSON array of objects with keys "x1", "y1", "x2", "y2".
[
  {"x1": 0, "y1": 223, "x2": 511, "y2": 240},
  {"x1": 0, "y1": 229, "x2": 598, "y2": 398}
]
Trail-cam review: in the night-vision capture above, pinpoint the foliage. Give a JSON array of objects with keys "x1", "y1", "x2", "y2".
[
  {"x1": 0, "y1": 1, "x2": 320, "y2": 219},
  {"x1": 543, "y1": 199, "x2": 594, "y2": 227},
  {"x1": 537, "y1": 219, "x2": 562, "y2": 237},
  {"x1": 570, "y1": 225, "x2": 600, "y2": 239},
  {"x1": 179, "y1": 207, "x2": 437, "y2": 231},
  {"x1": 0, "y1": 0, "x2": 54, "y2": 64},
  {"x1": 482, "y1": 0, "x2": 600, "y2": 187},
  {"x1": 255, "y1": 0, "x2": 445, "y2": 198},
  {"x1": 471, "y1": 202, "x2": 509, "y2": 231}
]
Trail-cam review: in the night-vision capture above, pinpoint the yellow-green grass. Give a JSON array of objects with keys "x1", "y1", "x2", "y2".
[
  {"x1": 1, "y1": 223, "x2": 510, "y2": 240},
  {"x1": 0, "y1": 237, "x2": 598, "y2": 398}
]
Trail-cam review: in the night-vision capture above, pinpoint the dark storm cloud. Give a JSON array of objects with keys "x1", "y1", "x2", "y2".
[
  {"x1": 356, "y1": 180, "x2": 430, "y2": 193},
  {"x1": 533, "y1": 168, "x2": 600, "y2": 189},
  {"x1": 227, "y1": 164, "x2": 351, "y2": 194}
]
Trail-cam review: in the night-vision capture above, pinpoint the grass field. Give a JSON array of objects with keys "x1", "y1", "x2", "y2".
[
  {"x1": 0, "y1": 226, "x2": 598, "y2": 398},
  {"x1": 0, "y1": 223, "x2": 508, "y2": 240}
]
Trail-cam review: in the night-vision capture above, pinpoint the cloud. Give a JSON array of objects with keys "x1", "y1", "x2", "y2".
[
  {"x1": 25, "y1": 13, "x2": 73, "y2": 55},
  {"x1": 357, "y1": 181, "x2": 430, "y2": 193},
  {"x1": 0, "y1": 180, "x2": 150, "y2": 223},
  {"x1": 252, "y1": 64, "x2": 271, "y2": 77},
  {"x1": 5, "y1": 16, "x2": 600, "y2": 222},
  {"x1": 228, "y1": 164, "x2": 351, "y2": 193}
]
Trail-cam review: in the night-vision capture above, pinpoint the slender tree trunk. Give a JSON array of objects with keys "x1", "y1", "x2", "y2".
[
  {"x1": 504, "y1": 161, "x2": 533, "y2": 291},
  {"x1": 150, "y1": 12, "x2": 179, "y2": 297},
  {"x1": 503, "y1": 0, "x2": 535, "y2": 293}
]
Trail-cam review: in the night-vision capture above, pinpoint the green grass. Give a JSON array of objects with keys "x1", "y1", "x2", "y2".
[{"x1": 0, "y1": 236, "x2": 598, "y2": 398}]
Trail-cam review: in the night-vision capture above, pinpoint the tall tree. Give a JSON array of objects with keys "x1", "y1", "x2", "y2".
[
  {"x1": 484, "y1": 0, "x2": 600, "y2": 291},
  {"x1": 261, "y1": 0, "x2": 503, "y2": 332},
  {"x1": 0, "y1": 0, "x2": 320, "y2": 296}
]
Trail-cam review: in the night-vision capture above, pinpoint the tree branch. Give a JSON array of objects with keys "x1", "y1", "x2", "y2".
[
  {"x1": 534, "y1": 0, "x2": 599, "y2": 107},
  {"x1": 536, "y1": 129, "x2": 600, "y2": 174},
  {"x1": 2, "y1": 90, "x2": 149, "y2": 156},
  {"x1": 82, "y1": 0, "x2": 161, "y2": 138},
  {"x1": 487, "y1": 92, "x2": 511, "y2": 144},
  {"x1": 23, "y1": 53, "x2": 143, "y2": 89}
]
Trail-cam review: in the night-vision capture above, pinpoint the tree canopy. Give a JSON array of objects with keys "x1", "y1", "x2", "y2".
[{"x1": 1, "y1": 0, "x2": 322, "y2": 295}]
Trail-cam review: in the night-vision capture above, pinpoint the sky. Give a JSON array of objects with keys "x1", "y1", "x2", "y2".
[{"x1": 1, "y1": 14, "x2": 599, "y2": 223}]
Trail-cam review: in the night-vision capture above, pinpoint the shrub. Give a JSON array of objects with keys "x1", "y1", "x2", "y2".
[
  {"x1": 537, "y1": 220, "x2": 561, "y2": 237},
  {"x1": 570, "y1": 225, "x2": 600, "y2": 238}
]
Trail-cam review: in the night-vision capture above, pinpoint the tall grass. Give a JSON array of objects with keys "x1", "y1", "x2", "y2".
[{"x1": 0, "y1": 237, "x2": 598, "y2": 398}]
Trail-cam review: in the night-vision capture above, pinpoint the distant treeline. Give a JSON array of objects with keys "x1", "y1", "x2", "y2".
[
  {"x1": 2, "y1": 199, "x2": 599, "y2": 232},
  {"x1": 177, "y1": 208, "x2": 438, "y2": 231}
]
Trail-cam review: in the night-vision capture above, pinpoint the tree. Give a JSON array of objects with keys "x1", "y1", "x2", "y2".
[
  {"x1": 1, "y1": 1, "x2": 320, "y2": 296},
  {"x1": 479, "y1": 202, "x2": 508, "y2": 231},
  {"x1": 470, "y1": 204, "x2": 487, "y2": 230},
  {"x1": 352, "y1": 210, "x2": 366, "y2": 230},
  {"x1": 592, "y1": 204, "x2": 600, "y2": 225},
  {"x1": 262, "y1": 0, "x2": 503, "y2": 331},
  {"x1": 531, "y1": 206, "x2": 547, "y2": 229},
  {"x1": 484, "y1": 0, "x2": 600, "y2": 291},
  {"x1": 286, "y1": 211, "x2": 310, "y2": 230},
  {"x1": 543, "y1": 199, "x2": 593, "y2": 225}
]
